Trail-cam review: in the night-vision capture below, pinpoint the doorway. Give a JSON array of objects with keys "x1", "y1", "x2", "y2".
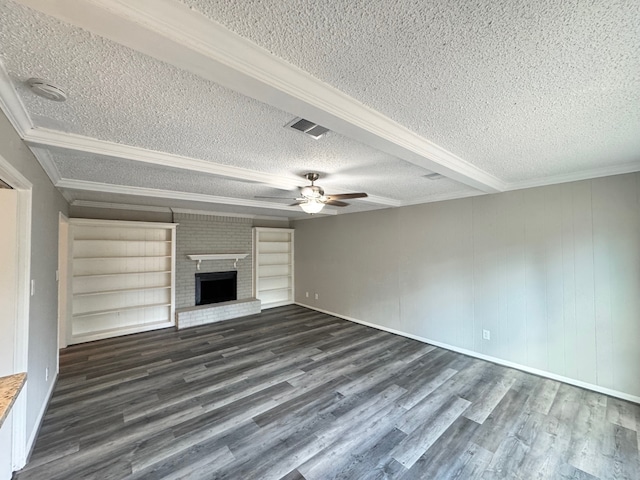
[{"x1": 0, "y1": 155, "x2": 32, "y2": 471}]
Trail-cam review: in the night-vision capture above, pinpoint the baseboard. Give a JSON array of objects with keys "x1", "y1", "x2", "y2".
[
  {"x1": 295, "y1": 302, "x2": 640, "y2": 405},
  {"x1": 24, "y1": 373, "x2": 57, "y2": 464}
]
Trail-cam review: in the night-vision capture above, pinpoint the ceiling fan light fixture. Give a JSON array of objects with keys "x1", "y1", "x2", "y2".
[{"x1": 299, "y1": 199, "x2": 325, "y2": 214}]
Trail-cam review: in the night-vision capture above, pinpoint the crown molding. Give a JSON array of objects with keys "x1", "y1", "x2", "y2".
[
  {"x1": 401, "y1": 189, "x2": 486, "y2": 207},
  {"x1": 23, "y1": 127, "x2": 402, "y2": 207},
  {"x1": 70, "y1": 201, "x2": 293, "y2": 221},
  {"x1": 56, "y1": 178, "x2": 338, "y2": 215},
  {"x1": 70, "y1": 200, "x2": 172, "y2": 213},
  {"x1": 24, "y1": 127, "x2": 302, "y2": 191},
  {"x1": 28, "y1": 146, "x2": 62, "y2": 185},
  {"x1": 15, "y1": 0, "x2": 504, "y2": 194},
  {"x1": 0, "y1": 60, "x2": 32, "y2": 137},
  {"x1": 170, "y1": 207, "x2": 288, "y2": 222},
  {"x1": 505, "y1": 162, "x2": 640, "y2": 191}
]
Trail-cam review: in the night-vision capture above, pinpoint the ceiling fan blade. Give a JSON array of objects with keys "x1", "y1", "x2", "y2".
[
  {"x1": 289, "y1": 202, "x2": 304, "y2": 207},
  {"x1": 324, "y1": 200, "x2": 349, "y2": 207},
  {"x1": 325, "y1": 192, "x2": 368, "y2": 200}
]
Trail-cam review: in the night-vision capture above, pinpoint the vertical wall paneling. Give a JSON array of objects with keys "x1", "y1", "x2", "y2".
[
  {"x1": 592, "y1": 177, "x2": 615, "y2": 389},
  {"x1": 560, "y1": 184, "x2": 578, "y2": 380},
  {"x1": 544, "y1": 185, "x2": 566, "y2": 376},
  {"x1": 571, "y1": 181, "x2": 598, "y2": 385},
  {"x1": 501, "y1": 191, "x2": 528, "y2": 366},
  {"x1": 294, "y1": 173, "x2": 640, "y2": 400},
  {"x1": 343, "y1": 212, "x2": 400, "y2": 328},
  {"x1": 523, "y1": 187, "x2": 549, "y2": 371},
  {"x1": 472, "y1": 194, "x2": 502, "y2": 357},
  {"x1": 398, "y1": 201, "x2": 474, "y2": 344},
  {"x1": 593, "y1": 174, "x2": 640, "y2": 394}
]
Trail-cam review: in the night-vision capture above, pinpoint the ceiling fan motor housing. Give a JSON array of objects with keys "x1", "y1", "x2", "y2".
[{"x1": 300, "y1": 185, "x2": 324, "y2": 198}]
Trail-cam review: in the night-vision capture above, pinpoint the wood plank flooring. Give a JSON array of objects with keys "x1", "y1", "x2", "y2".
[{"x1": 14, "y1": 305, "x2": 640, "y2": 479}]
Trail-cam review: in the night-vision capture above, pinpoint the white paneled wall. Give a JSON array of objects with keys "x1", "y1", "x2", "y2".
[{"x1": 294, "y1": 173, "x2": 640, "y2": 400}]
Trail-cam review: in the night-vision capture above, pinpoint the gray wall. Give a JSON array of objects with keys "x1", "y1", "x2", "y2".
[
  {"x1": 174, "y1": 213, "x2": 253, "y2": 309},
  {"x1": 0, "y1": 113, "x2": 68, "y2": 440},
  {"x1": 294, "y1": 173, "x2": 640, "y2": 399}
]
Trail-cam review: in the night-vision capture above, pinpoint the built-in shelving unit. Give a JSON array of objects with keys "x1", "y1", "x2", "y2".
[
  {"x1": 253, "y1": 227, "x2": 294, "y2": 309},
  {"x1": 68, "y1": 219, "x2": 177, "y2": 345}
]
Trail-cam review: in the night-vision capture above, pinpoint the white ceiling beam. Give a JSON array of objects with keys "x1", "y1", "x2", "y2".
[
  {"x1": 56, "y1": 178, "x2": 339, "y2": 215},
  {"x1": 25, "y1": 127, "x2": 301, "y2": 191},
  {"x1": 23, "y1": 127, "x2": 401, "y2": 207},
  {"x1": 16, "y1": 0, "x2": 504, "y2": 193}
]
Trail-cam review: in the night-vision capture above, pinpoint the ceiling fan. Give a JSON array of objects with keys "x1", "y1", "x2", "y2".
[{"x1": 256, "y1": 173, "x2": 368, "y2": 214}]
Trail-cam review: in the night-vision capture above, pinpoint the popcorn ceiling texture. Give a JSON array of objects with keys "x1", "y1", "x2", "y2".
[
  {"x1": 182, "y1": 0, "x2": 640, "y2": 181},
  {"x1": 1, "y1": 0, "x2": 638, "y2": 215},
  {"x1": 49, "y1": 150, "x2": 475, "y2": 204},
  {"x1": 174, "y1": 213, "x2": 253, "y2": 309},
  {"x1": 0, "y1": 0, "x2": 470, "y2": 204}
]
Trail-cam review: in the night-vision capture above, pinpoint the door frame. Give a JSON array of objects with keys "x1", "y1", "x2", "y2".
[
  {"x1": 0, "y1": 153, "x2": 32, "y2": 469},
  {"x1": 57, "y1": 213, "x2": 70, "y2": 350}
]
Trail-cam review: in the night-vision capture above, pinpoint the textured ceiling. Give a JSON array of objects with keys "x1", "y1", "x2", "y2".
[
  {"x1": 0, "y1": 1, "x2": 409, "y2": 177},
  {"x1": 0, "y1": 0, "x2": 638, "y2": 219},
  {"x1": 183, "y1": 0, "x2": 640, "y2": 182},
  {"x1": 48, "y1": 148, "x2": 475, "y2": 203}
]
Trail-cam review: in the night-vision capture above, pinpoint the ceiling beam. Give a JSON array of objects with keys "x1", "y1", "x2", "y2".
[
  {"x1": 23, "y1": 127, "x2": 402, "y2": 207},
  {"x1": 16, "y1": 0, "x2": 505, "y2": 193},
  {"x1": 56, "y1": 178, "x2": 339, "y2": 215}
]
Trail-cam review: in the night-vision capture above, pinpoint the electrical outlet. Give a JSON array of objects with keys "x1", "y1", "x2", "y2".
[
  {"x1": 482, "y1": 329, "x2": 491, "y2": 340},
  {"x1": 314, "y1": 293, "x2": 319, "y2": 300},
  {"x1": 305, "y1": 292, "x2": 309, "y2": 298},
  {"x1": 45, "y1": 367, "x2": 49, "y2": 382}
]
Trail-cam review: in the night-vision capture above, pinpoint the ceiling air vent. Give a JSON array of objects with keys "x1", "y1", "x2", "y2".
[
  {"x1": 423, "y1": 172, "x2": 445, "y2": 181},
  {"x1": 286, "y1": 117, "x2": 330, "y2": 139}
]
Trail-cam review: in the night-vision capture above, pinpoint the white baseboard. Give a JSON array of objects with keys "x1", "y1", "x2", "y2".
[
  {"x1": 24, "y1": 374, "x2": 57, "y2": 464},
  {"x1": 296, "y1": 302, "x2": 640, "y2": 405}
]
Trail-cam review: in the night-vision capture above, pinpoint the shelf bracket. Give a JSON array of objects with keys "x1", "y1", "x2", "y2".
[{"x1": 196, "y1": 259, "x2": 202, "y2": 271}]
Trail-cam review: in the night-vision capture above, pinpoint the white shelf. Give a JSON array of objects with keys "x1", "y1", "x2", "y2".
[
  {"x1": 187, "y1": 253, "x2": 248, "y2": 270},
  {"x1": 75, "y1": 255, "x2": 171, "y2": 260},
  {"x1": 72, "y1": 302, "x2": 171, "y2": 318},
  {"x1": 73, "y1": 270, "x2": 171, "y2": 279},
  {"x1": 259, "y1": 286, "x2": 292, "y2": 293},
  {"x1": 73, "y1": 285, "x2": 171, "y2": 297},
  {"x1": 74, "y1": 239, "x2": 171, "y2": 243},
  {"x1": 258, "y1": 274, "x2": 291, "y2": 280}
]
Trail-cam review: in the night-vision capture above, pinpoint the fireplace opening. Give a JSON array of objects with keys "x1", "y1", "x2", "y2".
[{"x1": 195, "y1": 271, "x2": 237, "y2": 306}]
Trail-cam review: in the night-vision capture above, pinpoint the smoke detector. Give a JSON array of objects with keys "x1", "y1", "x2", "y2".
[
  {"x1": 285, "y1": 117, "x2": 329, "y2": 139},
  {"x1": 26, "y1": 78, "x2": 67, "y2": 102}
]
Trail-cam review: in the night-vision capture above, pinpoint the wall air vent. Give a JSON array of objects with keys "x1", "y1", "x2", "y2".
[
  {"x1": 286, "y1": 117, "x2": 330, "y2": 139},
  {"x1": 423, "y1": 172, "x2": 445, "y2": 181}
]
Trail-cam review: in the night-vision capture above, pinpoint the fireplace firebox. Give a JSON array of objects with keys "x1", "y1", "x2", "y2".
[{"x1": 195, "y1": 271, "x2": 237, "y2": 306}]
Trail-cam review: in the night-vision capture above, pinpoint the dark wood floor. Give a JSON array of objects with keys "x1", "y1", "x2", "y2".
[{"x1": 14, "y1": 305, "x2": 640, "y2": 479}]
